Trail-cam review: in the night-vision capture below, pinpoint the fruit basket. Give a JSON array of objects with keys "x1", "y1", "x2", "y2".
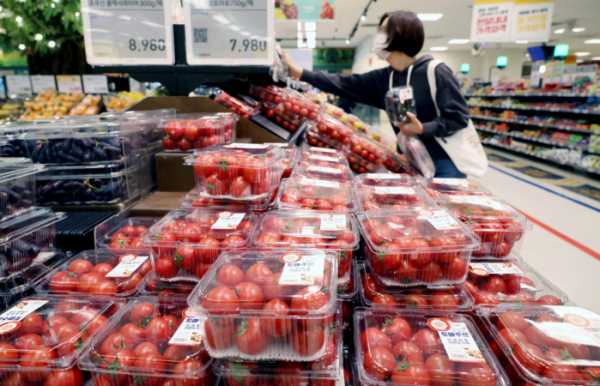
[
  {"x1": 0, "y1": 159, "x2": 44, "y2": 222},
  {"x1": 436, "y1": 195, "x2": 532, "y2": 260},
  {"x1": 251, "y1": 210, "x2": 359, "y2": 285},
  {"x1": 359, "y1": 184, "x2": 439, "y2": 212},
  {"x1": 213, "y1": 306, "x2": 343, "y2": 386},
  {"x1": 79, "y1": 297, "x2": 215, "y2": 386},
  {"x1": 180, "y1": 186, "x2": 275, "y2": 213},
  {"x1": 160, "y1": 113, "x2": 237, "y2": 152},
  {"x1": 0, "y1": 208, "x2": 66, "y2": 279},
  {"x1": 138, "y1": 273, "x2": 197, "y2": 298},
  {"x1": 35, "y1": 249, "x2": 152, "y2": 298},
  {"x1": 0, "y1": 295, "x2": 119, "y2": 385},
  {"x1": 141, "y1": 208, "x2": 257, "y2": 281},
  {"x1": 95, "y1": 214, "x2": 159, "y2": 253},
  {"x1": 184, "y1": 143, "x2": 286, "y2": 202},
  {"x1": 356, "y1": 209, "x2": 479, "y2": 287},
  {"x1": 36, "y1": 164, "x2": 140, "y2": 205},
  {"x1": 354, "y1": 307, "x2": 509, "y2": 386},
  {"x1": 358, "y1": 263, "x2": 474, "y2": 312},
  {"x1": 275, "y1": 176, "x2": 359, "y2": 213},
  {"x1": 463, "y1": 259, "x2": 569, "y2": 307},
  {"x1": 282, "y1": 88, "x2": 321, "y2": 121},
  {"x1": 419, "y1": 178, "x2": 490, "y2": 197},
  {"x1": 356, "y1": 173, "x2": 417, "y2": 188},
  {"x1": 187, "y1": 249, "x2": 338, "y2": 361},
  {"x1": 214, "y1": 91, "x2": 261, "y2": 120},
  {"x1": 478, "y1": 305, "x2": 600, "y2": 386},
  {"x1": 292, "y1": 161, "x2": 355, "y2": 183},
  {"x1": 249, "y1": 84, "x2": 285, "y2": 104}
]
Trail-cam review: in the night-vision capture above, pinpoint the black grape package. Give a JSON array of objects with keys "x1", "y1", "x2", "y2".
[{"x1": 385, "y1": 85, "x2": 416, "y2": 126}]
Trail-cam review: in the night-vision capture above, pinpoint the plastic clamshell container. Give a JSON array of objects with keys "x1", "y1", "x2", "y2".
[
  {"x1": 478, "y1": 305, "x2": 600, "y2": 386},
  {"x1": 307, "y1": 115, "x2": 354, "y2": 147},
  {"x1": 305, "y1": 126, "x2": 345, "y2": 150},
  {"x1": 159, "y1": 112, "x2": 237, "y2": 152},
  {"x1": 0, "y1": 295, "x2": 119, "y2": 384},
  {"x1": 120, "y1": 108, "x2": 177, "y2": 150},
  {"x1": 420, "y1": 178, "x2": 490, "y2": 197},
  {"x1": 358, "y1": 262, "x2": 474, "y2": 312},
  {"x1": 0, "y1": 118, "x2": 143, "y2": 167},
  {"x1": 356, "y1": 173, "x2": 417, "y2": 188},
  {"x1": 187, "y1": 249, "x2": 338, "y2": 361},
  {"x1": 436, "y1": 195, "x2": 532, "y2": 261},
  {"x1": 249, "y1": 84, "x2": 285, "y2": 104},
  {"x1": 138, "y1": 273, "x2": 198, "y2": 298},
  {"x1": 213, "y1": 306, "x2": 343, "y2": 386},
  {"x1": 298, "y1": 146, "x2": 349, "y2": 166},
  {"x1": 0, "y1": 208, "x2": 66, "y2": 279},
  {"x1": 263, "y1": 102, "x2": 304, "y2": 129},
  {"x1": 79, "y1": 296, "x2": 215, "y2": 386},
  {"x1": 215, "y1": 91, "x2": 262, "y2": 119},
  {"x1": 179, "y1": 186, "x2": 274, "y2": 213},
  {"x1": 356, "y1": 209, "x2": 479, "y2": 287},
  {"x1": 359, "y1": 185, "x2": 439, "y2": 212},
  {"x1": 36, "y1": 164, "x2": 140, "y2": 205},
  {"x1": 282, "y1": 88, "x2": 321, "y2": 121},
  {"x1": 292, "y1": 161, "x2": 355, "y2": 183},
  {"x1": 251, "y1": 210, "x2": 359, "y2": 285},
  {"x1": 138, "y1": 142, "x2": 162, "y2": 197},
  {"x1": 354, "y1": 307, "x2": 510, "y2": 386},
  {"x1": 339, "y1": 259, "x2": 359, "y2": 300},
  {"x1": 141, "y1": 208, "x2": 257, "y2": 281},
  {"x1": 35, "y1": 249, "x2": 151, "y2": 298},
  {"x1": 345, "y1": 147, "x2": 388, "y2": 174},
  {"x1": 465, "y1": 258, "x2": 569, "y2": 307},
  {"x1": 95, "y1": 214, "x2": 159, "y2": 252},
  {"x1": 264, "y1": 142, "x2": 297, "y2": 179},
  {"x1": 275, "y1": 176, "x2": 359, "y2": 213},
  {"x1": 0, "y1": 159, "x2": 44, "y2": 222},
  {"x1": 184, "y1": 143, "x2": 285, "y2": 201}
]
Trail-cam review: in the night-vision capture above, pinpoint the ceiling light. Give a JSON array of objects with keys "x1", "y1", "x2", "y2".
[
  {"x1": 574, "y1": 52, "x2": 590, "y2": 56},
  {"x1": 449, "y1": 39, "x2": 469, "y2": 44},
  {"x1": 35, "y1": 34, "x2": 43, "y2": 41},
  {"x1": 18, "y1": 44, "x2": 25, "y2": 50},
  {"x1": 15, "y1": 16, "x2": 23, "y2": 23},
  {"x1": 418, "y1": 13, "x2": 443, "y2": 21},
  {"x1": 360, "y1": 15, "x2": 366, "y2": 22},
  {"x1": 75, "y1": 12, "x2": 80, "y2": 17},
  {"x1": 572, "y1": 27, "x2": 586, "y2": 33},
  {"x1": 554, "y1": 28, "x2": 564, "y2": 34},
  {"x1": 516, "y1": 40, "x2": 529, "y2": 44},
  {"x1": 305, "y1": 22, "x2": 316, "y2": 32},
  {"x1": 584, "y1": 39, "x2": 600, "y2": 44},
  {"x1": 430, "y1": 47, "x2": 448, "y2": 51},
  {"x1": 576, "y1": 59, "x2": 584, "y2": 63},
  {"x1": 48, "y1": 41, "x2": 56, "y2": 48},
  {"x1": 346, "y1": 39, "x2": 350, "y2": 45},
  {"x1": 592, "y1": 56, "x2": 600, "y2": 60}
]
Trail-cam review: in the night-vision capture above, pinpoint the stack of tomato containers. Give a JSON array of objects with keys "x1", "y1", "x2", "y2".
[{"x1": 161, "y1": 112, "x2": 238, "y2": 152}]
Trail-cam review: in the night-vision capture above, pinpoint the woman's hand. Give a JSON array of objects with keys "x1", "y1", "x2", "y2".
[
  {"x1": 398, "y1": 112, "x2": 424, "y2": 135},
  {"x1": 282, "y1": 50, "x2": 303, "y2": 79}
]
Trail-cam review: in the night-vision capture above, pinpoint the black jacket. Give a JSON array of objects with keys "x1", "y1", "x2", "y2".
[{"x1": 301, "y1": 55, "x2": 470, "y2": 161}]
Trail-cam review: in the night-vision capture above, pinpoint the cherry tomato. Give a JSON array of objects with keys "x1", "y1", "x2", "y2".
[
  {"x1": 50, "y1": 271, "x2": 80, "y2": 292},
  {"x1": 424, "y1": 354, "x2": 455, "y2": 386},
  {"x1": 68, "y1": 259, "x2": 93, "y2": 275},
  {"x1": 99, "y1": 348, "x2": 137, "y2": 385},
  {"x1": 418, "y1": 261, "x2": 443, "y2": 283},
  {"x1": 43, "y1": 368, "x2": 84, "y2": 386},
  {"x1": 133, "y1": 342, "x2": 160, "y2": 357},
  {"x1": 362, "y1": 327, "x2": 392, "y2": 351},
  {"x1": 130, "y1": 302, "x2": 160, "y2": 327},
  {"x1": 390, "y1": 363, "x2": 430, "y2": 386},
  {"x1": 363, "y1": 346, "x2": 397, "y2": 381},
  {"x1": 392, "y1": 341, "x2": 424, "y2": 363},
  {"x1": 19, "y1": 345, "x2": 57, "y2": 382},
  {"x1": 120, "y1": 323, "x2": 147, "y2": 345},
  {"x1": 155, "y1": 255, "x2": 180, "y2": 279},
  {"x1": 234, "y1": 282, "x2": 264, "y2": 310},
  {"x1": 411, "y1": 328, "x2": 443, "y2": 355},
  {"x1": 513, "y1": 342, "x2": 547, "y2": 375},
  {"x1": 100, "y1": 333, "x2": 134, "y2": 356},
  {"x1": 217, "y1": 265, "x2": 245, "y2": 286},
  {"x1": 205, "y1": 318, "x2": 236, "y2": 350},
  {"x1": 145, "y1": 317, "x2": 172, "y2": 346},
  {"x1": 202, "y1": 287, "x2": 239, "y2": 315},
  {"x1": 442, "y1": 257, "x2": 467, "y2": 281},
  {"x1": 291, "y1": 326, "x2": 325, "y2": 356},
  {"x1": 173, "y1": 357, "x2": 206, "y2": 386},
  {"x1": 244, "y1": 264, "x2": 274, "y2": 287},
  {"x1": 498, "y1": 310, "x2": 529, "y2": 332},
  {"x1": 234, "y1": 318, "x2": 269, "y2": 355},
  {"x1": 457, "y1": 362, "x2": 497, "y2": 386}
]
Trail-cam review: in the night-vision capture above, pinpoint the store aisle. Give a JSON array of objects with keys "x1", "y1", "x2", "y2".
[{"x1": 479, "y1": 148, "x2": 600, "y2": 313}]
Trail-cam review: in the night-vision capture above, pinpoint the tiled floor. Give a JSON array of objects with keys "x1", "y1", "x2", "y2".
[{"x1": 479, "y1": 148, "x2": 600, "y2": 313}]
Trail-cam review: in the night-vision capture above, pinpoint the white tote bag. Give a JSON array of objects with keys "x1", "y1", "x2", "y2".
[{"x1": 427, "y1": 60, "x2": 488, "y2": 178}]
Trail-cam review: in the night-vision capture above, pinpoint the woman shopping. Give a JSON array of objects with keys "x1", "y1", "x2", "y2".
[{"x1": 284, "y1": 11, "x2": 488, "y2": 178}]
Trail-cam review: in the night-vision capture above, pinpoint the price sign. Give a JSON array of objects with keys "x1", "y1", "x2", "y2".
[
  {"x1": 31, "y1": 75, "x2": 57, "y2": 94},
  {"x1": 56, "y1": 75, "x2": 83, "y2": 94},
  {"x1": 6, "y1": 75, "x2": 32, "y2": 96},
  {"x1": 83, "y1": 75, "x2": 110, "y2": 94},
  {"x1": 81, "y1": 0, "x2": 174, "y2": 65},
  {"x1": 184, "y1": 0, "x2": 274, "y2": 65}
]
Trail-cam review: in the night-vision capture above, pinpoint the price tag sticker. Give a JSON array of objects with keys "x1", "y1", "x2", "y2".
[
  {"x1": 279, "y1": 254, "x2": 325, "y2": 286},
  {"x1": 105, "y1": 255, "x2": 149, "y2": 278},
  {"x1": 6, "y1": 75, "x2": 32, "y2": 96},
  {"x1": 83, "y1": 75, "x2": 109, "y2": 94},
  {"x1": 311, "y1": 147, "x2": 337, "y2": 153},
  {"x1": 448, "y1": 195, "x2": 504, "y2": 210},
  {"x1": 373, "y1": 186, "x2": 415, "y2": 194},
  {"x1": 309, "y1": 154, "x2": 339, "y2": 163},
  {"x1": 184, "y1": 0, "x2": 274, "y2": 65},
  {"x1": 223, "y1": 143, "x2": 269, "y2": 149},
  {"x1": 31, "y1": 75, "x2": 57, "y2": 94},
  {"x1": 364, "y1": 173, "x2": 404, "y2": 179},
  {"x1": 429, "y1": 320, "x2": 486, "y2": 363},
  {"x1": 0, "y1": 300, "x2": 49, "y2": 335},
  {"x1": 308, "y1": 165, "x2": 342, "y2": 174},
  {"x1": 469, "y1": 263, "x2": 525, "y2": 276},
  {"x1": 211, "y1": 212, "x2": 245, "y2": 229},
  {"x1": 169, "y1": 312, "x2": 204, "y2": 346},
  {"x1": 56, "y1": 75, "x2": 83, "y2": 94},
  {"x1": 319, "y1": 214, "x2": 347, "y2": 231},
  {"x1": 81, "y1": 0, "x2": 174, "y2": 65},
  {"x1": 432, "y1": 178, "x2": 470, "y2": 187},
  {"x1": 298, "y1": 178, "x2": 340, "y2": 188},
  {"x1": 418, "y1": 210, "x2": 462, "y2": 230}
]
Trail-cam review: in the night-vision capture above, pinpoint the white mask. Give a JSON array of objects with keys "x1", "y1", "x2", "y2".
[{"x1": 373, "y1": 33, "x2": 391, "y2": 60}]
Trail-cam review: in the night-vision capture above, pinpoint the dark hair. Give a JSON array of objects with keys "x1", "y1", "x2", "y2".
[{"x1": 379, "y1": 11, "x2": 425, "y2": 57}]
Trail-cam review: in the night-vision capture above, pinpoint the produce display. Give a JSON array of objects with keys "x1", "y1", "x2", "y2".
[
  {"x1": 282, "y1": 88, "x2": 321, "y2": 121},
  {"x1": 249, "y1": 84, "x2": 285, "y2": 105},
  {"x1": 356, "y1": 173, "x2": 417, "y2": 188},
  {"x1": 0, "y1": 160, "x2": 43, "y2": 222},
  {"x1": 322, "y1": 102, "x2": 369, "y2": 133},
  {"x1": 275, "y1": 175, "x2": 359, "y2": 212},
  {"x1": 355, "y1": 307, "x2": 509, "y2": 386},
  {"x1": 95, "y1": 216, "x2": 158, "y2": 252},
  {"x1": 187, "y1": 249, "x2": 338, "y2": 360},
  {"x1": 161, "y1": 113, "x2": 237, "y2": 152},
  {"x1": 19, "y1": 90, "x2": 85, "y2": 120},
  {"x1": 262, "y1": 102, "x2": 303, "y2": 132}
]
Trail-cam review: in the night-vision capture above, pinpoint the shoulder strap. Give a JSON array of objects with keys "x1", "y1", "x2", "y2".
[
  {"x1": 388, "y1": 64, "x2": 415, "y2": 90},
  {"x1": 427, "y1": 60, "x2": 443, "y2": 117}
]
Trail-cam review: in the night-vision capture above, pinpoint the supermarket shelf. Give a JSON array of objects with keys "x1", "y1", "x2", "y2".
[
  {"x1": 471, "y1": 115, "x2": 600, "y2": 135},
  {"x1": 480, "y1": 140, "x2": 600, "y2": 176},
  {"x1": 468, "y1": 103, "x2": 600, "y2": 116},
  {"x1": 476, "y1": 127, "x2": 591, "y2": 151},
  {"x1": 465, "y1": 93, "x2": 595, "y2": 98}
]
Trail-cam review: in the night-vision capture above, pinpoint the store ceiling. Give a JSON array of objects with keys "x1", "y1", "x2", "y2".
[{"x1": 276, "y1": 0, "x2": 600, "y2": 57}]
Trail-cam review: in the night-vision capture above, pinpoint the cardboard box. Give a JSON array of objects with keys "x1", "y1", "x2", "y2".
[{"x1": 129, "y1": 191, "x2": 185, "y2": 217}]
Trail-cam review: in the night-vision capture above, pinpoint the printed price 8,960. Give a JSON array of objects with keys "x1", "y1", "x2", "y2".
[
  {"x1": 128, "y1": 38, "x2": 166, "y2": 52},
  {"x1": 230, "y1": 39, "x2": 267, "y2": 53}
]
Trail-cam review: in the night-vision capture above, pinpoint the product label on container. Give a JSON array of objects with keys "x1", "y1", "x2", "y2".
[
  {"x1": 298, "y1": 178, "x2": 340, "y2": 188},
  {"x1": 427, "y1": 284, "x2": 455, "y2": 290},
  {"x1": 223, "y1": 143, "x2": 269, "y2": 149},
  {"x1": 0, "y1": 300, "x2": 49, "y2": 334},
  {"x1": 428, "y1": 319, "x2": 486, "y2": 363},
  {"x1": 278, "y1": 254, "x2": 325, "y2": 286},
  {"x1": 311, "y1": 147, "x2": 337, "y2": 153},
  {"x1": 469, "y1": 263, "x2": 525, "y2": 276},
  {"x1": 168, "y1": 309, "x2": 203, "y2": 346},
  {"x1": 399, "y1": 87, "x2": 413, "y2": 100},
  {"x1": 319, "y1": 214, "x2": 347, "y2": 231},
  {"x1": 308, "y1": 165, "x2": 342, "y2": 174},
  {"x1": 418, "y1": 210, "x2": 462, "y2": 230},
  {"x1": 373, "y1": 186, "x2": 416, "y2": 194},
  {"x1": 432, "y1": 178, "x2": 470, "y2": 186},
  {"x1": 309, "y1": 154, "x2": 339, "y2": 163},
  {"x1": 211, "y1": 212, "x2": 245, "y2": 229},
  {"x1": 364, "y1": 173, "x2": 404, "y2": 179},
  {"x1": 105, "y1": 255, "x2": 149, "y2": 278},
  {"x1": 530, "y1": 312, "x2": 600, "y2": 359},
  {"x1": 448, "y1": 196, "x2": 503, "y2": 210}
]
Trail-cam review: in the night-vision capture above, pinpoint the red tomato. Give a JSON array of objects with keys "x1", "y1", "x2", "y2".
[
  {"x1": 120, "y1": 323, "x2": 147, "y2": 345},
  {"x1": 234, "y1": 282, "x2": 264, "y2": 310},
  {"x1": 473, "y1": 290, "x2": 500, "y2": 306},
  {"x1": 99, "y1": 349, "x2": 137, "y2": 385},
  {"x1": 513, "y1": 343, "x2": 547, "y2": 375},
  {"x1": 506, "y1": 276, "x2": 536, "y2": 294},
  {"x1": 217, "y1": 264, "x2": 245, "y2": 287},
  {"x1": 205, "y1": 318, "x2": 236, "y2": 350},
  {"x1": 234, "y1": 318, "x2": 269, "y2": 355},
  {"x1": 394, "y1": 259, "x2": 418, "y2": 284},
  {"x1": 163, "y1": 345, "x2": 193, "y2": 368},
  {"x1": 99, "y1": 333, "x2": 134, "y2": 356},
  {"x1": 176, "y1": 245, "x2": 197, "y2": 272},
  {"x1": 19, "y1": 345, "x2": 57, "y2": 381},
  {"x1": 291, "y1": 326, "x2": 325, "y2": 356},
  {"x1": 362, "y1": 327, "x2": 393, "y2": 351},
  {"x1": 92, "y1": 263, "x2": 115, "y2": 276},
  {"x1": 411, "y1": 328, "x2": 443, "y2": 355},
  {"x1": 165, "y1": 121, "x2": 184, "y2": 139},
  {"x1": 363, "y1": 346, "x2": 397, "y2": 381},
  {"x1": 429, "y1": 292, "x2": 459, "y2": 311},
  {"x1": 418, "y1": 261, "x2": 443, "y2": 283},
  {"x1": 43, "y1": 368, "x2": 84, "y2": 386},
  {"x1": 68, "y1": 259, "x2": 93, "y2": 275},
  {"x1": 390, "y1": 363, "x2": 430, "y2": 385},
  {"x1": 50, "y1": 271, "x2": 80, "y2": 292},
  {"x1": 198, "y1": 237, "x2": 221, "y2": 263},
  {"x1": 173, "y1": 358, "x2": 206, "y2": 386},
  {"x1": 202, "y1": 287, "x2": 239, "y2": 314},
  {"x1": 204, "y1": 174, "x2": 230, "y2": 195},
  {"x1": 145, "y1": 317, "x2": 172, "y2": 346},
  {"x1": 482, "y1": 276, "x2": 508, "y2": 294},
  {"x1": 372, "y1": 294, "x2": 398, "y2": 308},
  {"x1": 18, "y1": 312, "x2": 42, "y2": 336},
  {"x1": 457, "y1": 362, "x2": 497, "y2": 386},
  {"x1": 536, "y1": 295, "x2": 563, "y2": 305},
  {"x1": 130, "y1": 302, "x2": 160, "y2": 327},
  {"x1": 82, "y1": 314, "x2": 108, "y2": 336},
  {"x1": 424, "y1": 354, "x2": 455, "y2": 386},
  {"x1": 442, "y1": 256, "x2": 467, "y2": 281},
  {"x1": 496, "y1": 327, "x2": 529, "y2": 349},
  {"x1": 263, "y1": 299, "x2": 292, "y2": 338},
  {"x1": 244, "y1": 264, "x2": 274, "y2": 287},
  {"x1": 15, "y1": 333, "x2": 44, "y2": 351},
  {"x1": 392, "y1": 341, "x2": 424, "y2": 363},
  {"x1": 155, "y1": 255, "x2": 180, "y2": 279},
  {"x1": 181, "y1": 223, "x2": 202, "y2": 243},
  {"x1": 498, "y1": 310, "x2": 529, "y2": 332}
]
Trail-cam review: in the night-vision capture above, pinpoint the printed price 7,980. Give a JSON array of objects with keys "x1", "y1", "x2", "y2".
[
  {"x1": 129, "y1": 38, "x2": 166, "y2": 52},
  {"x1": 230, "y1": 39, "x2": 267, "y2": 52}
]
